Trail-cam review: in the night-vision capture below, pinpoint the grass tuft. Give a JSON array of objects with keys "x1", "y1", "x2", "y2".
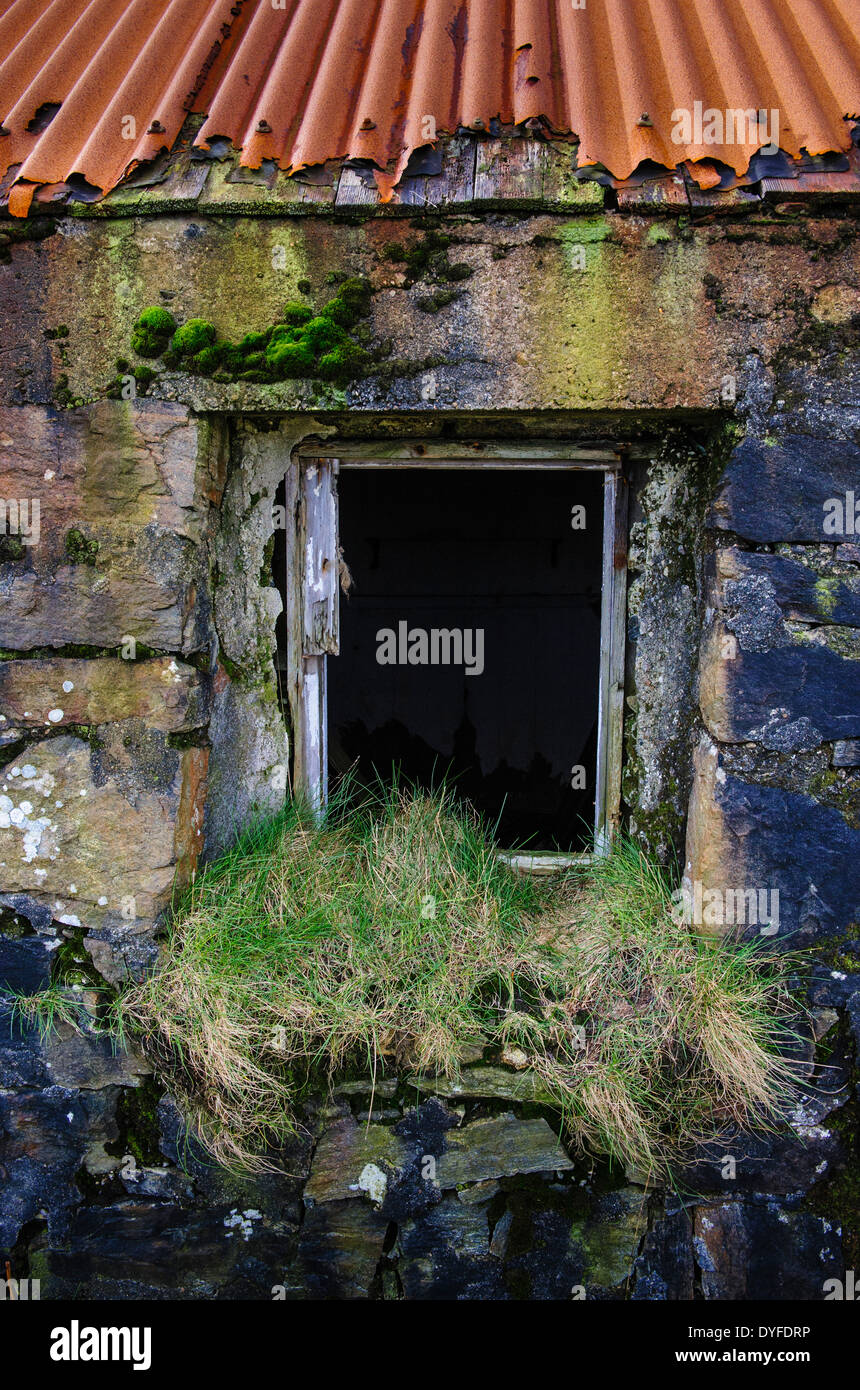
[{"x1": 118, "y1": 785, "x2": 801, "y2": 1175}]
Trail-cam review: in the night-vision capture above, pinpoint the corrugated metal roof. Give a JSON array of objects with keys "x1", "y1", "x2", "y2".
[{"x1": 1, "y1": 0, "x2": 859, "y2": 213}]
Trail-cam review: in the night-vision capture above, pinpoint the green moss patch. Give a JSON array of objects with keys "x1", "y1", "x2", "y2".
[
  {"x1": 130, "y1": 306, "x2": 176, "y2": 358},
  {"x1": 64, "y1": 528, "x2": 99, "y2": 566},
  {"x1": 130, "y1": 276, "x2": 384, "y2": 386}
]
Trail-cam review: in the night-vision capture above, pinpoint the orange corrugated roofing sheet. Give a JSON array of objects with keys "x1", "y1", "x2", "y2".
[{"x1": 1, "y1": 0, "x2": 859, "y2": 211}]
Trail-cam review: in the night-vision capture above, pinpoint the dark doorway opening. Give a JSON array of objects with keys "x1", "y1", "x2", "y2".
[{"x1": 327, "y1": 467, "x2": 603, "y2": 851}]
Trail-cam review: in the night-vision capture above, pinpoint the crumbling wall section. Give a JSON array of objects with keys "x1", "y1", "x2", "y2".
[{"x1": 0, "y1": 202, "x2": 858, "y2": 1298}]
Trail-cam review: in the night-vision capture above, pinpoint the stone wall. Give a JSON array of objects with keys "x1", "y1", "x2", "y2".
[{"x1": 0, "y1": 200, "x2": 858, "y2": 1298}]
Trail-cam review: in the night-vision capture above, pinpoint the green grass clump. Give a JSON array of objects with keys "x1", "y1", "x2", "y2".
[{"x1": 119, "y1": 787, "x2": 800, "y2": 1176}]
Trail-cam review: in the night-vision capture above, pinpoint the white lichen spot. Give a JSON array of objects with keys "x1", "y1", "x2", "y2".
[
  {"x1": 356, "y1": 1162, "x2": 388, "y2": 1207},
  {"x1": 62, "y1": 681, "x2": 74, "y2": 693},
  {"x1": 97, "y1": 896, "x2": 108, "y2": 906},
  {"x1": 69, "y1": 884, "x2": 77, "y2": 894},
  {"x1": 57, "y1": 914, "x2": 81, "y2": 927},
  {"x1": 19, "y1": 800, "x2": 33, "y2": 815},
  {"x1": 831, "y1": 970, "x2": 847, "y2": 981},
  {"x1": 47, "y1": 709, "x2": 63, "y2": 723},
  {"x1": 223, "y1": 1209, "x2": 261, "y2": 1241}
]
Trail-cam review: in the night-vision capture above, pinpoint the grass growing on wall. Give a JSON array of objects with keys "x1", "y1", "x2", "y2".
[{"x1": 117, "y1": 786, "x2": 800, "y2": 1175}]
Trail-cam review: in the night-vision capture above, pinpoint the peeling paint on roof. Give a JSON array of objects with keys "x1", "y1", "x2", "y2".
[{"x1": 1, "y1": 0, "x2": 859, "y2": 213}]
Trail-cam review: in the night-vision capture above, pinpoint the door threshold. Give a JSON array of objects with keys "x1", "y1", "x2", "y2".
[{"x1": 498, "y1": 851, "x2": 595, "y2": 876}]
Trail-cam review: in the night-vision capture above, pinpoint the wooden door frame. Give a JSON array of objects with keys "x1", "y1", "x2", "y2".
[{"x1": 284, "y1": 441, "x2": 628, "y2": 860}]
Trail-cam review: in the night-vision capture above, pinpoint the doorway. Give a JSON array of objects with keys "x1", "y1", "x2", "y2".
[{"x1": 276, "y1": 442, "x2": 627, "y2": 864}]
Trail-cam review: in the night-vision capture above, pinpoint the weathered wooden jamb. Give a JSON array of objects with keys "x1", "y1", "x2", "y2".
[
  {"x1": 285, "y1": 457, "x2": 339, "y2": 813},
  {"x1": 594, "y1": 469, "x2": 629, "y2": 856}
]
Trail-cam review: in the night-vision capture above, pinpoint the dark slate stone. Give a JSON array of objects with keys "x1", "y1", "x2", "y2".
[
  {"x1": 501, "y1": 1200, "x2": 584, "y2": 1301},
  {"x1": 694, "y1": 1200, "x2": 843, "y2": 1300},
  {"x1": 33, "y1": 1197, "x2": 303, "y2": 1300},
  {"x1": 718, "y1": 644, "x2": 860, "y2": 745},
  {"x1": 714, "y1": 775, "x2": 860, "y2": 943},
  {"x1": 833, "y1": 740, "x2": 860, "y2": 767},
  {"x1": 809, "y1": 968, "x2": 860, "y2": 1008},
  {"x1": 0, "y1": 1001, "x2": 51, "y2": 1088},
  {"x1": 0, "y1": 932, "x2": 53, "y2": 995},
  {"x1": 681, "y1": 1081, "x2": 848, "y2": 1196},
  {"x1": 0, "y1": 1085, "x2": 88, "y2": 1251},
  {"x1": 397, "y1": 1193, "x2": 508, "y2": 1300},
  {"x1": 709, "y1": 435, "x2": 860, "y2": 543},
  {"x1": 0, "y1": 894, "x2": 54, "y2": 932},
  {"x1": 769, "y1": 358, "x2": 860, "y2": 442},
  {"x1": 631, "y1": 1205, "x2": 694, "y2": 1301},
  {"x1": 567, "y1": 1186, "x2": 650, "y2": 1300},
  {"x1": 723, "y1": 549, "x2": 860, "y2": 629},
  {"x1": 294, "y1": 1199, "x2": 389, "y2": 1300}
]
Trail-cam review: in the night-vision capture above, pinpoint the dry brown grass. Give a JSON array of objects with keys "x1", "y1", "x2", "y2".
[{"x1": 113, "y1": 788, "x2": 801, "y2": 1174}]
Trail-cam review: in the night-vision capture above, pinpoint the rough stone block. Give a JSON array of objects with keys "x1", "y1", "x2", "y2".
[
  {"x1": 833, "y1": 740, "x2": 860, "y2": 767},
  {"x1": 435, "y1": 1113, "x2": 573, "y2": 1187},
  {"x1": 685, "y1": 738, "x2": 860, "y2": 944},
  {"x1": 631, "y1": 1204, "x2": 694, "y2": 1300},
  {"x1": 694, "y1": 1201, "x2": 842, "y2": 1299},
  {"x1": 0, "y1": 656, "x2": 210, "y2": 735},
  {"x1": 700, "y1": 620, "x2": 860, "y2": 747},
  {"x1": 397, "y1": 1195, "x2": 506, "y2": 1300},
  {"x1": 0, "y1": 401, "x2": 217, "y2": 653},
  {"x1": 0, "y1": 1084, "x2": 88, "y2": 1250},
  {"x1": 294, "y1": 1201, "x2": 389, "y2": 1300},
  {"x1": 0, "y1": 735, "x2": 207, "y2": 958},
  {"x1": 682, "y1": 1085, "x2": 848, "y2": 1196},
  {"x1": 405, "y1": 1064, "x2": 556, "y2": 1104},
  {"x1": 709, "y1": 435, "x2": 860, "y2": 544},
  {"x1": 0, "y1": 926, "x2": 55, "y2": 994},
  {"x1": 569, "y1": 1186, "x2": 650, "y2": 1297},
  {"x1": 304, "y1": 1118, "x2": 409, "y2": 1205},
  {"x1": 715, "y1": 547, "x2": 860, "y2": 628}
]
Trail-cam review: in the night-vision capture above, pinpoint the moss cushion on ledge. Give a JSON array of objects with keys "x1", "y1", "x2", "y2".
[{"x1": 126, "y1": 277, "x2": 381, "y2": 388}]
